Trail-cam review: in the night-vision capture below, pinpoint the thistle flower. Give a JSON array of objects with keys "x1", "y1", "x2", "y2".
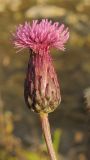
[
  {"x1": 13, "y1": 19, "x2": 69, "y2": 113},
  {"x1": 13, "y1": 19, "x2": 69, "y2": 160},
  {"x1": 13, "y1": 19, "x2": 69, "y2": 53}
]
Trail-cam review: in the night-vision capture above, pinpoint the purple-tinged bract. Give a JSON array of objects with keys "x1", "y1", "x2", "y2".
[{"x1": 24, "y1": 50, "x2": 61, "y2": 113}]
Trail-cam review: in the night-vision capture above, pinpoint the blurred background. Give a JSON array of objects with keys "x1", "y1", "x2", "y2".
[{"x1": 0, "y1": 0, "x2": 90, "y2": 160}]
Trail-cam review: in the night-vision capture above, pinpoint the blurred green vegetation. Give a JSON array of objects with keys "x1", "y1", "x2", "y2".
[{"x1": 0, "y1": 105, "x2": 62, "y2": 160}]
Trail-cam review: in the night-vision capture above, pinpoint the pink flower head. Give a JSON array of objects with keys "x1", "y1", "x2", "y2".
[{"x1": 13, "y1": 19, "x2": 69, "y2": 54}]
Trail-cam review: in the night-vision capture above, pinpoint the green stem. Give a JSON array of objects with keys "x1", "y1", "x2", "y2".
[{"x1": 40, "y1": 113, "x2": 57, "y2": 160}]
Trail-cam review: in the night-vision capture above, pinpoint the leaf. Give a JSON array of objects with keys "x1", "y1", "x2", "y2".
[{"x1": 53, "y1": 129, "x2": 62, "y2": 153}]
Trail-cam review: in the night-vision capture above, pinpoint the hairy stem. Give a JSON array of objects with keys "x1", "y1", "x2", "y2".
[{"x1": 40, "y1": 113, "x2": 57, "y2": 160}]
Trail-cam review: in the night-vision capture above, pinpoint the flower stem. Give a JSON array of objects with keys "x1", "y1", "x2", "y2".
[{"x1": 40, "y1": 113, "x2": 57, "y2": 160}]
